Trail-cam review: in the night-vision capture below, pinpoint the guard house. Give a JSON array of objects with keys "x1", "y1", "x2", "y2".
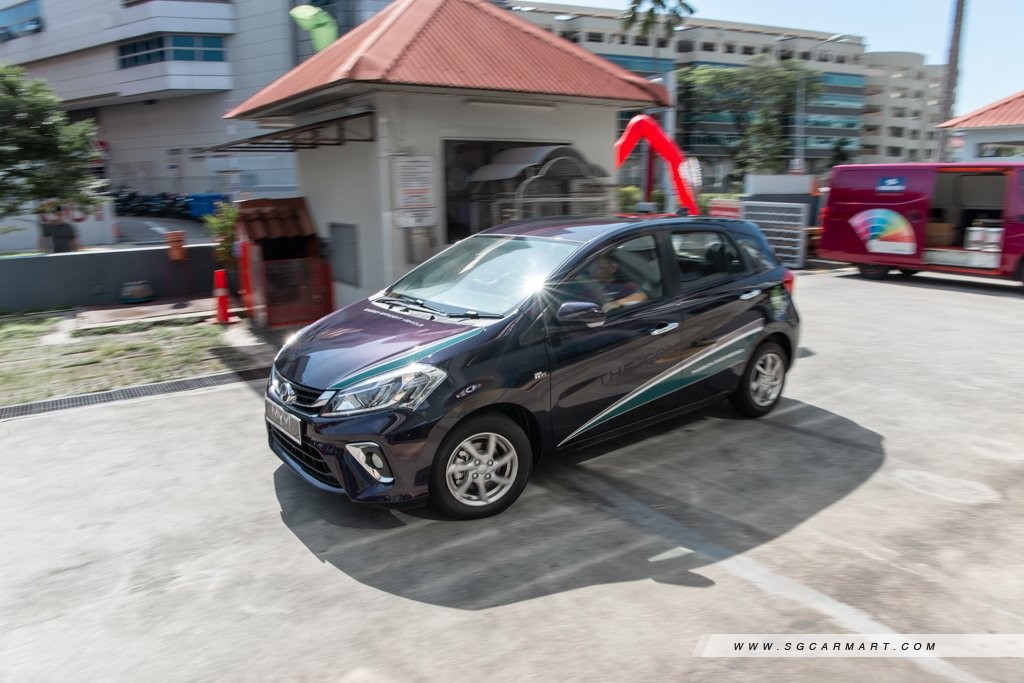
[{"x1": 217, "y1": 0, "x2": 666, "y2": 309}]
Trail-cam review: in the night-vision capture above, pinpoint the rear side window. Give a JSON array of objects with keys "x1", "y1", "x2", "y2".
[
  {"x1": 671, "y1": 231, "x2": 747, "y2": 291},
  {"x1": 734, "y1": 233, "x2": 780, "y2": 274}
]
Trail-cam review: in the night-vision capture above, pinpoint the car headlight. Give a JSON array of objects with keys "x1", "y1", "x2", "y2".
[{"x1": 321, "y1": 363, "x2": 447, "y2": 416}]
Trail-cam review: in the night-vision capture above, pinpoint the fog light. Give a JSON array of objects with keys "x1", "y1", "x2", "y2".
[{"x1": 344, "y1": 442, "x2": 394, "y2": 484}]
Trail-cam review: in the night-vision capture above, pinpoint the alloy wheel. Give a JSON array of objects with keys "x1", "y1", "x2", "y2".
[
  {"x1": 444, "y1": 432, "x2": 519, "y2": 507},
  {"x1": 750, "y1": 351, "x2": 785, "y2": 407}
]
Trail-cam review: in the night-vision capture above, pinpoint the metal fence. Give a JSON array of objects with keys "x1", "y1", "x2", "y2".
[
  {"x1": 108, "y1": 174, "x2": 298, "y2": 197},
  {"x1": 740, "y1": 201, "x2": 809, "y2": 269}
]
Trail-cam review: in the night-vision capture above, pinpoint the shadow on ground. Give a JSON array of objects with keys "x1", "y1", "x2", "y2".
[
  {"x1": 275, "y1": 398, "x2": 883, "y2": 609},
  {"x1": 837, "y1": 272, "x2": 1024, "y2": 299}
]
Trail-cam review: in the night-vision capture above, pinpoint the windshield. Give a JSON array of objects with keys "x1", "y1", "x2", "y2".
[{"x1": 385, "y1": 235, "x2": 581, "y2": 317}]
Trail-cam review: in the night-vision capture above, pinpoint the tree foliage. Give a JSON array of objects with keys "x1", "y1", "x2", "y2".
[
  {"x1": 680, "y1": 56, "x2": 825, "y2": 174},
  {"x1": 0, "y1": 63, "x2": 104, "y2": 217},
  {"x1": 622, "y1": 0, "x2": 695, "y2": 39}
]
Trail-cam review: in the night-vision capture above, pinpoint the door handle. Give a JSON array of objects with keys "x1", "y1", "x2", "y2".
[
  {"x1": 739, "y1": 289, "x2": 762, "y2": 300},
  {"x1": 650, "y1": 322, "x2": 679, "y2": 336}
]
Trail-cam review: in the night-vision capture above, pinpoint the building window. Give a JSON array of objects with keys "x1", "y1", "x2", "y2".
[
  {"x1": 677, "y1": 40, "x2": 693, "y2": 53},
  {"x1": 656, "y1": 37, "x2": 668, "y2": 48},
  {"x1": 887, "y1": 146, "x2": 903, "y2": 157},
  {"x1": 724, "y1": 42, "x2": 736, "y2": 54},
  {"x1": 0, "y1": 0, "x2": 43, "y2": 42},
  {"x1": 118, "y1": 34, "x2": 225, "y2": 68},
  {"x1": 888, "y1": 126, "x2": 904, "y2": 137},
  {"x1": 800, "y1": 51, "x2": 811, "y2": 60},
  {"x1": 586, "y1": 32, "x2": 603, "y2": 43},
  {"x1": 779, "y1": 49, "x2": 793, "y2": 60},
  {"x1": 835, "y1": 54, "x2": 846, "y2": 64},
  {"x1": 742, "y1": 45, "x2": 754, "y2": 55},
  {"x1": 634, "y1": 35, "x2": 649, "y2": 47},
  {"x1": 701, "y1": 42, "x2": 716, "y2": 52},
  {"x1": 619, "y1": 34, "x2": 627, "y2": 45}
]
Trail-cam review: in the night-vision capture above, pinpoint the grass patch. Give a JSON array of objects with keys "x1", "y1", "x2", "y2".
[
  {"x1": 0, "y1": 316, "x2": 58, "y2": 343},
  {"x1": 0, "y1": 314, "x2": 261, "y2": 407}
]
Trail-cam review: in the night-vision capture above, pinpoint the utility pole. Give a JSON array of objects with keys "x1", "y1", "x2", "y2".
[{"x1": 937, "y1": 0, "x2": 966, "y2": 161}]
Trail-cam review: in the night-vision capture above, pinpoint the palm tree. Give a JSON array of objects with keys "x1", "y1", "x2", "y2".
[
  {"x1": 937, "y1": 0, "x2": 966, "y2": 161},
  {"x1": 622, "y1": 0, "x2": 695, "y2": 39}
]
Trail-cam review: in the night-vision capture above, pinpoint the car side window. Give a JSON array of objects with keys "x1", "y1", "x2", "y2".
[
  {"x1": 671, "y1": 230, "x2": 747, "y2": 291},
  {"x1": 734, "y1": 233, "x2": 780, "y2": 274},
  {"x1": 557, "y1": 235, "x2": 665, "y2": 316}
]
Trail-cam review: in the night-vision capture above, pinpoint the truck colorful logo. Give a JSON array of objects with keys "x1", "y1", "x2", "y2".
[{"x1": 849, "y1": 208, "x2": 917, "y2": 254}]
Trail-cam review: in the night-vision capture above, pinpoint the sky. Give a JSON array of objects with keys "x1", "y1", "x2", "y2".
[{"x1": 555, "y1": 0, "x2": 1014, "y2": 116}]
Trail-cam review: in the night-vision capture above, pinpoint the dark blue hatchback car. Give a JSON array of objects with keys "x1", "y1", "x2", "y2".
[{"x1": 266, "y1": 216, "x2": 800, "y2": 518}]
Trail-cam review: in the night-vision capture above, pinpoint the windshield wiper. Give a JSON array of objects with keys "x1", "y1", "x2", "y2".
[
  {"x1": 375, "y1": 294, "x2": 446, "y2": 315},
  {"x1": 446, "y1": 310, "x2": 504, "y2": 319}
]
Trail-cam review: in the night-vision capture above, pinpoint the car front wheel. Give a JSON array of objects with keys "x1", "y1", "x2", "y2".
[
  {"x1": 430, "y1": 414, "x2": 532, "y2": 519},
  {"x1": 731, "y1": 341, "x2": 788, "y2": 418}
]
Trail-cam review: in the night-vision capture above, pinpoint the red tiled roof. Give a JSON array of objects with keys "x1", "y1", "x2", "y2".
[
  {"x1": 226, "y1": 0, "x2": 666, "y2": 119},
  {"x1": 939, "y1": 90, "x2": 1024, "y2": 129}
]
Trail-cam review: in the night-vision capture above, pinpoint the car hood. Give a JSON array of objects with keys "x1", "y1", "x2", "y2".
[{"x1": 274, "y1": 301, "x2": 487, "y2": 390}]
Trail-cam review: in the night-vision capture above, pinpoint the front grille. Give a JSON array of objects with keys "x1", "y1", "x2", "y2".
[
  {"x1": 289, "y1": 381, "x2": 325, "y2": 408},
  {"x1": 269, "y1": 429, "x2": 342, "y2": 488}
]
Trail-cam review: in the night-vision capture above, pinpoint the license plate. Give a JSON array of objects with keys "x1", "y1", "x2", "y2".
[{"x1": 265, "y1": 397, "x2": 302, "y2": 445}]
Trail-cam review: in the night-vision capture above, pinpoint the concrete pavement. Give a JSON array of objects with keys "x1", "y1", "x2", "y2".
[{"x1": 2, "y1": 270, "x2": 1023, "y2": 682}]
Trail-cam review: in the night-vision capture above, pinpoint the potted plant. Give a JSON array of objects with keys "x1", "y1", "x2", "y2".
[{"x1": 203, "y1": 201, "x2": 240, "y2": 293}]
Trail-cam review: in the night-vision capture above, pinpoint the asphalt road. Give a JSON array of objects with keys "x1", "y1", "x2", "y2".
[
  {"x1": 2, "y1": 270, "x2": 1023, "y2": 682},
  {"x1": 116, "y1": 216, "x2": 213, "y2": 245}
]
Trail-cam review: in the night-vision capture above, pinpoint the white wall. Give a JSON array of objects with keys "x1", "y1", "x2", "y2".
[
  {"x1": 290, "y1": 91, "x2": 621, "y2": 308},
  {"x1": 958, "y1": 127, "x2": 1024, "y2": 161},
  {"x1": 375, "y1": 92, "x2": 619, "y2": 287},
  {"x1": 295, "y1": 138, "x2": 384, "y2": 307},
  {"x1": 0, "y1": 201, "x2": 117, "y2": 252}
]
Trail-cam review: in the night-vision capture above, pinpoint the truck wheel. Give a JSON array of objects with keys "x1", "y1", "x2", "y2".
[
  {"x1": 898, "y1": 269, "x2": 919, "y2": 277},
  {"x1": 857, "y1": 264, "x2": 890, "y2": 280}
]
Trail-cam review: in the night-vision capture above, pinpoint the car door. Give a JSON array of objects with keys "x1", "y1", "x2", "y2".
[
  {"x1": 545, "y1": 233, "x2": 687, "y2": 448},
  {"x1": 668, "y1": 227, "x2": 769, "y2": 408}
]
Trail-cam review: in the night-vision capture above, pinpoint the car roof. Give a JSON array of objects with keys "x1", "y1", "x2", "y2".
[{"x1": 480, "y1": 215, "x2": 760, "y2": 244}]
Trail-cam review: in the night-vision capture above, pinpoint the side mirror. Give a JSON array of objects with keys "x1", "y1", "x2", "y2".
[{"x1": 556, "y1": 301, "x2": 605, "y2": 327}]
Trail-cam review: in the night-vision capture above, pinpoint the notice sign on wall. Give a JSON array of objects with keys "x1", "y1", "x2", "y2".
[{"x1": 393, "y1": 156, "x2": 437, "y2": 228}]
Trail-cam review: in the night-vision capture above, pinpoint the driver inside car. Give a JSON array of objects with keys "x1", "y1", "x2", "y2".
[{"x1": 587, "y1": 254, "x2": 649, "y2": 313}]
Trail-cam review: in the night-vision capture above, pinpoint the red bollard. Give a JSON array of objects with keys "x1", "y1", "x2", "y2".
[{"x1": 213, "y1": 269, "x2": 230, "y2": 324}]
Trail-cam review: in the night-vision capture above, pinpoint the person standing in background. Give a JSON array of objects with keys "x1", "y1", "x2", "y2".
[{"x1": 39, "y1": 206, "x2": 79, "y2": 254}]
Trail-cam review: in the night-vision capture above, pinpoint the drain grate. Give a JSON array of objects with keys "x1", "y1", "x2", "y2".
[{"x1": 0, "y1": 366, "x2": 271, "y2": 422}]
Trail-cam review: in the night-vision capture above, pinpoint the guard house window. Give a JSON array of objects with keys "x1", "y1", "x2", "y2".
[
  {"x1": 0, "y1": 0, "x2": 43, "y2": 42},
  {"x1": 586, "y1": 32, "x2": 603, "y2": 43},
  {"x1": 118, "y1": 34, "x2": 226, "y2": 68}
]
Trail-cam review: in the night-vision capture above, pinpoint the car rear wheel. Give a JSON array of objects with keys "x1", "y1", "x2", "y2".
[
  {"x1": 898, "y1": 268, "x2": 919, "y2": 277},
  {"x1": 430, "y1": 414, "x2": 532, "y2": 519},
  {"x1": 857, "y1": 264, "x2": 890, "y2": 280},
  {"x1": 731, "y1": 341, "x2": 787, "y2": 418}
]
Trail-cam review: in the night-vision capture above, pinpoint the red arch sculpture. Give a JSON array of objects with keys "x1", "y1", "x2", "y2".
[{"x1": 614, "y1": 114, "x2": 699, "y2": 216}]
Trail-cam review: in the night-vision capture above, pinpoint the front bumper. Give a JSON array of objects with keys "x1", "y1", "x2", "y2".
[{"x1": 266, "y1": 396, "x2": 447, "y2": 505}]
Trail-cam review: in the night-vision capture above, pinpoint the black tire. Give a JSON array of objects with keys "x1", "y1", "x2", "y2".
[
  {"x1": 897, "y1": 269, "x2": 919, "y2": 277},
  {"x1": 430, "y1": 414, "x2": 533, "y2": 519},
  {"x1": 858, "y1": 264, "x2": 890, "y2": 280},
  {"x1": 731, "y1": 341, "x2": 788, "y2": 418}
]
